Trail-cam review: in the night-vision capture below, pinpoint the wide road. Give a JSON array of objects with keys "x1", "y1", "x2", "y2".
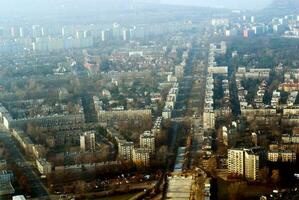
[
  {"x1": 0, "y1": 126, "x2": 50, "y2": 199},
  {"x1": 160, "y1": 44, "x2": 201, "y2": 198}
]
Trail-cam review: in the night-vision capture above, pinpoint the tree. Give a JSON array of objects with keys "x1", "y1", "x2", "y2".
[
  {"x1": 75, "y1": 180, "x2": 87, "y2": 194},
  {"x1": 206, "y1": 157, "x2": 217, "y2": 177},
  {"x1": 259, "y1": 167, "x2": 270, "y2": 184},
  {"x1": 271, "y1": 169, "x2": 280, "y2": 184},
  {"x1": 227, "y1": 181, "x2": 247, "y2": 200},
  {"x1": 156, "y1": 145, "x2": 168, "y2": 162}
]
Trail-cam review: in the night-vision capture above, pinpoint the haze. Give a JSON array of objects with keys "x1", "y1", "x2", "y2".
[
  {"x1": 0, "y1": 0, "x2": 273, "y2": 14},
  {"x1": 162, "y1": 0, "x2": 273, "y2": 10}
]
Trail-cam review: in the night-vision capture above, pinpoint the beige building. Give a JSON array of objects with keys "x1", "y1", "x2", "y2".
[
  {"x1": 11, "y1": 129, "x2": 34, "y2": 155},
  {"x1": 228, "y1": 147, "x2": 266, "y2": 181},
  {"x1": 36, "y1": 158, "x2": 52, "y2": 175},
  {"x1": 282, "y1": 134, "x2": 299, "y2": 144},
  {"x1": 268, "y1": 150, "x2": 296, "y2": 162},
  {"x1": 203, "y1": 111, "x2": 215, "y2": 130},
  {"x1": 208, "y1": 66, "x2": 228, "y2": 75},
  {"x1": 133, "y1": 148, "x2": 151, "y2": 166},
  {"x1": 140, "y1": 131, "x2": 155, "y2": 154},
  {"x1": 228, "y1": 149, "x2": 244, "y2": 176},
  {"x1": 244, "y1": 150, "x2": 261, "y2": 181},
  {"x1": 118, "y1": 140, "x2": 134, "y2": 160},
  {"x1": 283, "y1": 108, "x2": 299, "y2": 116},
  {"x1": 94, "y1": 102, "x2": 152, "y2": 124}
]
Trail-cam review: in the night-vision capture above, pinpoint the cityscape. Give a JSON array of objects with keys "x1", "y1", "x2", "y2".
[{"x1": 0, "y1": 0, "x2": 299, "y2": 200}]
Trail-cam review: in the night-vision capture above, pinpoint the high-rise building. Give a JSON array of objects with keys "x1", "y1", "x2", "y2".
[
  {"x1": 244, "y1": 149, "x2": 261, "y2": 181},
  {"x1": 41, "y1": 27, "x2": 45, "y2": 37},
  {"x1": 228, "y1": 147, "x2": 266, "y2": 181},
  {"x1": 140, "y1": 131, "x2": 155, "y2": 153},
  {"x1": 228, "y1": 149, "x2": 244, "y2": 176},
  {"x1": 10, "y1": 27, "x2": 15, "y2": 38},
  {"x1": 61, "y1": 27, "x2": 65, "y2": 37},
  {"x1": 19, "y1": 27, "x2": 23, "y2": 38},
  {"x1": 83, "y1": 30, "x2": 89, "y2": 38},
  {"x1": 101, "y1": 30, "x2": 113, "y2": 41},
  {"x1": 243, "y1": 29, "x2": 255, "y2": 38},
  {"x1": 122, "y1": 29, "x2": 130, "y2": 41},
  {"x1": 80, "y1": 131, "x2": 96, "y2": 152},
  {"x1": 133, "y1": 148, "x2": 151, "y2": 166},
  {"x1": 118, "y1": 140, "x2": 134, "y2": 160},
  {"x1": 76, "y1": 31, "x2": 80, "y2": 39}
]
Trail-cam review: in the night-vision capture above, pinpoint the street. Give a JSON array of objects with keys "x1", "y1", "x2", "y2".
[{"x1": 0, "y1": 126, "x2": 50, "y2": 199}]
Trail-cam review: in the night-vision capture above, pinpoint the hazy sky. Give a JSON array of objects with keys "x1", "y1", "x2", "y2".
[
  {"x1": 0, "y1": 0, "x2": 273, "y2": 15},
  {"x1": 161, "y1": 0, "x2": 273, "y2": 10}
]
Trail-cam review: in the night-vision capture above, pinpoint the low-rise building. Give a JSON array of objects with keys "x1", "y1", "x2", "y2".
[
  {"x1": 208, "y1": 66, "x2": 228, "y2": 76},
  {"x1": 11, "y1": 129, "x2": 34, "y2": 154},
  {"x1": 236, "y1": 68, "x2": 270, "y2": 79},
  {"x1": 268, "y1": 150, "x2": 296, "y2": 162},
  {"x1": 0, "y1": 170, "x2": 13, "y2": 184},
  {"x1": 282, "y1": 134, "x2": 299, "y2": 144},
  {"x1": 0, "y1": 159, "x2": 7, "y2": 170},
  {"x1": 279, "y1": 83, "x2": 299, "y2": 92}
]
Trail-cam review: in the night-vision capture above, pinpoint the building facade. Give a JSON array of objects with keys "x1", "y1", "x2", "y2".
[
  {"x1": 118, "y1": 140, "x2": 134, "y2": 160},
  {"x1": 80, "y1": 131, "x2": 96, "y2": 152},
  {"x1": 140, "y1": 131, "x2": 155, "y2": 154},
  {"x1": 133, "y1": 148, "x2": 150, "y2": 166},
  {"x1": 228, "y1": 147, "x2": 266, "y2": 181}
]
